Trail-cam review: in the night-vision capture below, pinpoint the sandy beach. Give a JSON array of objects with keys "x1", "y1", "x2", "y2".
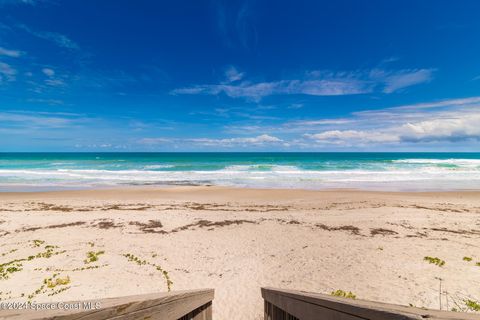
[{"x1": 0, "y1": 186, "x2": 479, "y2": 319}]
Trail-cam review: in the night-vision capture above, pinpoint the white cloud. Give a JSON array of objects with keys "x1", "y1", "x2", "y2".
[
  {"x1": 287, "y1": 103, "x2": 303, "y2": 109},
  {"x1": 26, "y1": 98, "x2": 64, "y2": 105},
  {"x1": 0, "y1": 62, "x2": 17, "y2": 82},
  {"x1": 0, "y1": 111, "x2": 74, "y2": 128},
  {"x1": 138, "y1": 137, "x2": 172, "y2": 145},
  {"x1": 172, "y1": 68, "x2": 434, "y2": 101},
  {"x1": 42, "y1": 68, "x2": 55, "y2": 77},
  {"x1": 306, "y1": 130, "x2": 399, "y2": 145},
  {"x1": 18, "y1": 24, "x2": 79, "y2": 50},
  {"x1": 188, "y1": 134, "x2": 282, "y2": 146},
  {"x1": 38, "y1": 68, "x2": 67, "y2": 87},
  {"x1": 381, "y1": 96, "x2": 480, "y2": 111},
  {"x1": 172, "y1": 78, "x2": 372, "y2": 102},
  {"x1": 45, "y1": 78, "x2": 66, "y2": 87},
  {"x1": 224, "y1": 66, "x2": 244, "y2": 83},
  {"x1": 0, "y1": 46, "x2": 23, "y2": 57},
  {"x1": 291, "y1": 119, "x2": 353, "y2": 126},
  {"x1": 399, "y1": 114, "x2": 480, "y2": 142},
  {"x1": 304, "y1": 97, "x2": 480, "y2": 146},
  {"x1": 139, "y1": 134, "x2": 282, "y2": 147},
  {"x1": 0, "y1": 0, "x2": 42, "y2": 5},
  {"x1": 351, "y1": 97, "x2": 480, "y2": 126},
  {"x1": 381, "y1": 69, "x2": 434, "y2": 93}
]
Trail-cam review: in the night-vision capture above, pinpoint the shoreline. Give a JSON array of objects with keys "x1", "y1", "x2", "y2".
[{"x1": 1, "y1": 184, "x2": 480, "y2": 197}]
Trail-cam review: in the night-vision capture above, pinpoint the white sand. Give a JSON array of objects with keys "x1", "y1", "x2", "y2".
[{"x1": 0, "y1": 187, "x2": 479, "y2": 319}]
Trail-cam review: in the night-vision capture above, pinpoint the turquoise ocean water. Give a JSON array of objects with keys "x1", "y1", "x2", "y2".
[{"x1": 0, "y1": 152, "x2": 480, "y2": 191}]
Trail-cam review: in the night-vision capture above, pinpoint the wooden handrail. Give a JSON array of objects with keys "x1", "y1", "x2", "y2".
[
  {"x1": 262, "y1": 287, "x2": 480, "y2": 320},
  {"x1": 0, "y1": 289, "x2": 214, "y2": 320}
]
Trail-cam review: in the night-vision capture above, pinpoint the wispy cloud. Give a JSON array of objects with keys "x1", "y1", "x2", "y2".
[
  {"x1": 38, "y1": 66, "x2": 66, "y2": 86},
  {"x1": 291, "y1": 119, "x2": 353, "y2": 126},
  {"x1": 42, "y1": 67, "x2": 55, "y2": 77},
  {"x1": 379, "y1": 69, "x2": 434, "y2": 93},
  {"x1": 138, "y1": 137, "x2": 172, "y2": 145},
  {"x1": 172, "y1": 67, "x2": 435, "y2": 101},
  {"x1": 0, "y1": 62, "x2": 17, "y2": 82},
  {"x1": 44, "y1": 78, "x2": 66, "y2": 87},
  {"x1": 214, "y1": 0, "x2": 257, "y2": 50},
  {"x1": 287, "y1": 103, "x2": 303, "y2": 109},
  {"x1": 305, "y1": 130, "x2": 399, "y2": 145},
  {"x1": 0, "y1": 0, "x2": 46, "y2": 6},
  {"x1": 139, "y1": 134, "x2": 282, "y2": 147},
  {"x1": 0, "y1": 111, "x2": 78, "y2": 129},
  {"x1": 0, "y1": 46, "x2": 23, "y2": 57},
  {"x1": 26, "y1": 98, "x2": 64, "y2": 105},
  {"x1": 172, "y1": 78, "x2": 371, "y2": 101},
  {"x1": 374, "y1": 96, "x2": 480, "y2": 111},
  {"x1": 224, "y1": 65, "x2": 244, "y2": 83},
  {"x1": 188, "y1": 134, "x2": 282, "y2": 146},
  {"x1": 17, "y1": 24, "x2": 79, "y2": 50}
]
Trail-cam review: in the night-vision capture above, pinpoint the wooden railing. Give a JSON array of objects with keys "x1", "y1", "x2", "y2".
[
  {"x1": 262, "y1": 287, "x2": 480, "y2": 320},
  {"x1": 0, "y1": 289, "x2": 214, "y2": 320},
  {"x1": 2, "y1": 287, "x2": 478, "y2": 319}
]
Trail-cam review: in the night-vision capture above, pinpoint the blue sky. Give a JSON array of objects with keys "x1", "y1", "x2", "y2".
[{"x1": 1, "y1": 0, "x2": 480, "y2": 151}]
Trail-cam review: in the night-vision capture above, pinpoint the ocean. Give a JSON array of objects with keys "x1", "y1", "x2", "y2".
[{"x1": 0, "y1": 152, "x2": 480, "y2": 191}]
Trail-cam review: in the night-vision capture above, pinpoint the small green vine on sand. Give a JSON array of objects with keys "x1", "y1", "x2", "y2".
[
  {"x1": 27, "y1": 273, "x2": 71, "y2": 300},
  {"x1": 84, "y1": 251, "x2": 105, "y2": 264},
  {"x1": 424, "y1": 256, "x2": 445, "y2": 267},
  {"x1": 465, "y1": 299, "x2": 480, "y2": 311},
  {"x1": 31, "y1": 240, "x2": 45, "y2": 248},
  {"x1": 0, "y1": 264, "x2": 23, "y2": 280},
  {"x1": 47, "y1": 275, "x2": 70, "y2": 288},
  {"x1": 1, "y1": 249, "x2": 18, "y2": 257},
  {"x1": 331, "y1": 289, "x2": 356, "y2": 299},
  {"x1": 123, "y1": 253, "x2": 173, "y2": 291},
  {"x1": 0, "y1": 243, "x2": 66, "y2": 281}
]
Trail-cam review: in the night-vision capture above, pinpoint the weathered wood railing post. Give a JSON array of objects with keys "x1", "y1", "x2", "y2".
[
  {"x1": 0, "y1": 289, "x2": 214, "y2": 320},
  {"x1": 262, "y1": 287, "x2": 480, "y2": 320}
]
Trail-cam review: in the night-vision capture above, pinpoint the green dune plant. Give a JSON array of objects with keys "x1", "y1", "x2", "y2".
[
  {"x1": 0, "y1": 245, "x2": 65, "y2": 280},
  {"x1": 84, "y1": 251, "x2": 105, "y2": 264},
  {"x1": 424, "y1": 256, "x2": 445, "y2": 267},
  {"x1": 31, "y1": 240, "x2": 45, "y2": 248},
  {"x1": 0, "y1": 264, "x2": 23, "y2": 280},
  {"x1": 445, "y1": 292, "x2": 480, "y2": 313},
  {"x1": 331, "y1": 289, "x2": 356, "y2": 299},
  {"x1": 46, "y1": 275, "x2": 70, "y2": 288},
  {"x1": 1, "y1": 249, "x2": 18, "y2": 257},
  {"x1": 28, "y1": 273, "x2": 68, "y2": 300},
  {"x1": 465, "y1": 299, "x2": 480, "y2": 311},
  {"x1": 123, "y1": 253, "x2": 173, "y2": 291}
]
